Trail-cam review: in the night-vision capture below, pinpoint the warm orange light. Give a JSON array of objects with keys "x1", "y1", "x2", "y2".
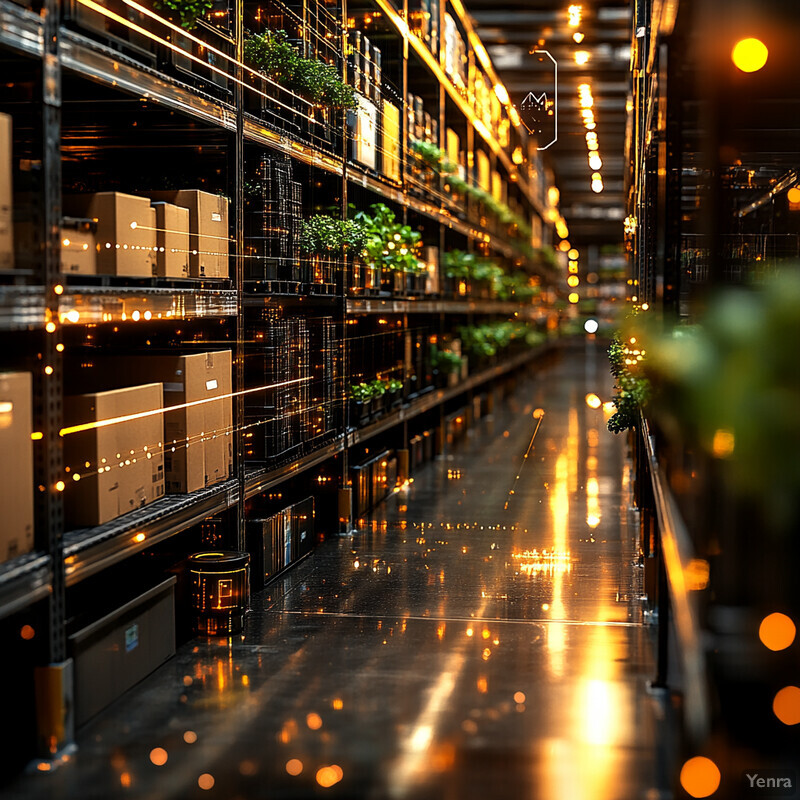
[
  {"x1": 731, "y1": 37, "x2": 768, "y2": 73},
  {"x1": 316, "y1": 765, "x2": 343, "y2": 787},
  {"x1": 149, "y1": 748, "x2": 168, "y2": 766},
  {"x1": 481, "y1": 629, "x2": 491, "y2": 640},
  {"x1": 21, "y1": 624, "x2": 35, "y2": 640},
  {"x1": 332, "y1": 698, "x2": 344, "y2": 710},
  {"x1": 788, "y1": 187, "x2": 800, "y2": 204},
  {"x1": 712, "y1": 429, "x2": 735, "y2": 459},
  {"x1": 568, "y1": 292, "x2": 580, "y2": 304},
  {"x1": 286, "y1": 759, "x2": 303, "y2": 776},
  {"x1": 183, "y1": 731, "x2": 197, "y2": 744},
  {"x1": 558, "y1": 240, "x2": 571, "y2": 252},
  {"x1": 306, "y1": 713, "x2": 323, "y2": 730},
  {"x1": 533, "y1": 408, "x2": 545, "y2": 419},
  {"x1": 133, "y1": 533, "x2": 146, "y2": 543},
  {"x1": 55, "y1": 481, "x2": 65, "y2": 492},
  {"x1": 197, "y1": 773, "x2": 215, "y2": 790},
  {"x1": 773, "y1": 686, "x2": 800, "y2": 725},
  {"x1": 680, "y1": 756, "x2": 721, "y2": 798},
  {"x1": 567, "y1": 275, "x2": 580, "y2": 288},
  {"x1": 513, "y1": 691, "x2": 526, "y2": 704},
  {"x1": 759, "y1": 613, "x2": 796, "y2": 651},
  {"x1": 585, "y1": 393, "x2": 602, "y2": 409}
]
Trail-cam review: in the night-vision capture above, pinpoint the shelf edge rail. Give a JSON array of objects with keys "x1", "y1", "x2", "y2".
[{"x1": 639, "y1": 412, "x2": 711, "y2": 746}]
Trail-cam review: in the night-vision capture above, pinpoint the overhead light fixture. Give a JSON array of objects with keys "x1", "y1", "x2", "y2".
[
  {"x1": 573, "y1": 32, "x2": 585, "y2": 43},
  {"x1": 591, "y1": 179, "x2": 604, "y2": 193},
  {"x1": 589, "y1": 154, "x2": 602, "y2": 170},
  {"x1": 574, "y1": 51, "x2": 590, "y2": 66}
]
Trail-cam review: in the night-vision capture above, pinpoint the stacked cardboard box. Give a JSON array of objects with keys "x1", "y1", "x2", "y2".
[
  {"x1": 152, "y1": 190, "x2": 229, "y2": 278},
  {"x1": 83, "y1": 350, "x2": 233, "y2": 495},
  {"x1": 0, "y1": 372, "x2": 34, "y2": 562},
  {"x1": 151, "y1": 201, "x2": 190, "y2": 278},
  {"x1": 64, "y1": 192, "x2": 157, "y2": 276},
  {"x1": 64, "y1": 383, "x2": 165, "y2": 528}
]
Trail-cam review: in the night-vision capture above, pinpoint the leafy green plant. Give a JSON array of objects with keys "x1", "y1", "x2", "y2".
[
  {"x1": 606, "y1": 334, "x2": 650, "y2": 434},
  {"x1": 299, "y1": 215, "x2": 369, "y2": 256},
  {"x1": 353, "y1": 204, "x2": 425, "y2": 274},
  {"x1": 431, "y1": 346, "x2": 464, "y2": 375},
  {"x1": 645, "y1": 272, "x2": 800, "y2": 531},
  {"x1": 245, "y1": 30, "x2": 358, "y2": 110},
  {"x1": 458, "y1": 322, "x2": 540, "y2": 359},
  {"x1": 349, "y1": 377, "x2": 404, "y2": 402},
  {"x1": 154, "y1": 0, "x2": 215, "y2": 29}
]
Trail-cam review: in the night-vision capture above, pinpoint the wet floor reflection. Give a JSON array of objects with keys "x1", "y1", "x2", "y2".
[{"x1": 7, "y1": 348, "x2": 663, "y2": 800}]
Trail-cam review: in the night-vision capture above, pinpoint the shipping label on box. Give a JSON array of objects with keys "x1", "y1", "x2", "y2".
[
  {"x1": 0, "y1": 372, "x2": 34, "y2": 562},
  {"x1": 64, "y1": 383, "x2": 165, "y2": 528},
  {"x1": 0, "y1": 113, "x2": 12, "y2": 270},
  {"x1": 151, "y1": 201, "x2": 190, "y2": 278},
  {"x1": 64, "y1": 192, "x2": 157, "y2": 277}
]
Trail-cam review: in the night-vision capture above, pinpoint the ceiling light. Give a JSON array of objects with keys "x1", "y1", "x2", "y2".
[
  {"x1": 573, "y1": 32, "x2": 585, "y2": 43},
  {"x1": 591, "y1": 179, "x2": 604, "y2": 193},
  {"x1": 589, "y1": 154, "x2": 602, "y2": 170},
  {"x1": 574, "y1": 51, "x2": 590, "y2": 66},
  {"x1": 568, "y1": 5, "x2": 582, "y2": 27}
]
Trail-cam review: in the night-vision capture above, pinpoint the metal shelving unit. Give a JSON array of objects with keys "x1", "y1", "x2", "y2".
[{"x1": 0, "y1": 0, "x2": 562, "y2": 765}]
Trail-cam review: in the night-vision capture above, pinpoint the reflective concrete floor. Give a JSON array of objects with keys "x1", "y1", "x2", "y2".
[{"x1": 9, "y1": 346, "x2": 669, "y2": 799}]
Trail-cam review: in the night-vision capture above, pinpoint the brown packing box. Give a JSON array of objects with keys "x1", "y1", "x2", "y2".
[
  {"x1": 63, "y1": 192, "x2": 157, "y2": 277},
  {"x1": 0, "y1": 373, "x2": 34, "y2": 562},
  {"x1": 151, "y1": 190, "x2": 229, "y2": 278},
  {"x1": 0, "y1": 113, "x2": 12, "y2": 269},
  {"x1": 151, "y1": 201, "x2": 190, "y2": 278},
  {"x1": 61, "y1": 218, "x2": 97, "y2": 274},
  {"x1": 64, "y1": 384, "x2": 165, "y2": 528},
  {"x1": 89, "y1": 351, "x2": 232, "y2": 494}
]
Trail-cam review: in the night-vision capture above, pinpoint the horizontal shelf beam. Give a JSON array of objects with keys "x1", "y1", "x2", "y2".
[
  {"x1": 63, "y1": 479, "x2": 239, "y2": 586},
  {"x1": 0, "y1": 553, "x2": 52, "y2": 621}
]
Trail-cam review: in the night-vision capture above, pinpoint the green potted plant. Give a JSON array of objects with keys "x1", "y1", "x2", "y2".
[{"x1": 349, "y1": 382, "x2": 374, "y2": 426}]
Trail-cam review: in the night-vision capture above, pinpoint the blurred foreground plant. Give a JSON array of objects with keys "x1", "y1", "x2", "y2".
[{"x1": 640, "y1": 273, "x2": 800, "y2": 532}]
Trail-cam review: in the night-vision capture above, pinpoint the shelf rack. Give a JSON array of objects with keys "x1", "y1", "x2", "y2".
[{"x1": 0, "y1": 0, "x2": 564, "y2": 764}]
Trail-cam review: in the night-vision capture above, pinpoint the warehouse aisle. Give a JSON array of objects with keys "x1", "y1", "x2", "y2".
[{"x1": 8, "y1": 346, "x2": 666, "y2": 800}]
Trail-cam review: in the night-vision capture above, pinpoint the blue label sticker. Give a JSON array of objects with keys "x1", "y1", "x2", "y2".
[{"x1": 125, "y1": 623, "x2": 139, "y2": 652}]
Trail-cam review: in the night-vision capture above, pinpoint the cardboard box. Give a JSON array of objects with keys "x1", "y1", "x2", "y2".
[
  {"x1": 61, "y1": 218, "x2": 98, "y2": 274},
  {"x1": 0, "y1": 113, "x2": 12, "y2": 270},
  {"x1": 64, "y1": 192, "x2": 157, "y2": 277},
  {"x1": 151, "y1": 190, "x2": 228, "y2": 278},
  {"x1": 89, "y1": 351, "x2": 232, "y2": 494},
  {"x1": 64, "y1": 383, "x2": 165, "y2": 527},
  {"x1": 0, "y1": 372, "x2": 34, "y2": 562},
  {"x1": 151, "y1": 201, "x2": 190, "y2": 278}
]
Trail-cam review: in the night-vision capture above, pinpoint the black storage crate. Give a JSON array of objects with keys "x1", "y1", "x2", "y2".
[{"x1": 247, "y1": 496, "x2": 315, "y2": 589}]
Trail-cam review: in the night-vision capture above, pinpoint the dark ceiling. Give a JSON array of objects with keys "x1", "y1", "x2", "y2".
[{"x1": 464, "y1": 0, "x2": 632, "y2": 246}]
